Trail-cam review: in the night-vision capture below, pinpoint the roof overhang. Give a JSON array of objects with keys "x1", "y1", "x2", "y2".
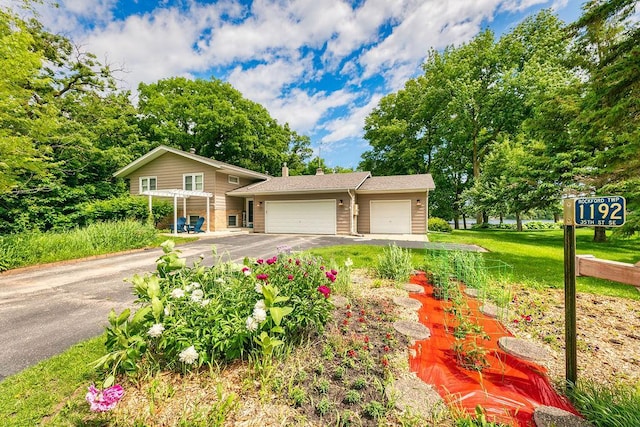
[
  {"x1": 227, "y1": 189, "x2": 353, "y2": 197},
  {"x1": 355, "y1": 188, "x2": 433, "y2": 194},
  {"x1": 142, "y1": 189, "x2": 213, "y2": 198}
]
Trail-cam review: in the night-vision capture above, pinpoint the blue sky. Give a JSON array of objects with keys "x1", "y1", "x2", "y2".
[{"x1": 9, "y1": 0, "x2": 583, "y2": 169}]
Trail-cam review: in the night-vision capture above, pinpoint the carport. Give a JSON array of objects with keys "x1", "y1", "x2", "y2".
[{"x1": 142, "y1": 189, "x2": 213, "y2": 234}]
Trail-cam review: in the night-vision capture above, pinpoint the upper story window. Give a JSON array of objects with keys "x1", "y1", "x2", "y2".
[
  {"x1": 140, "y1": 177, "x2": 157, "y2": 193},
  {"x1": 228, "y1": 175, "x2": 239, "y2": 184},
  {"x1": 184, "y1": 173, "x2": 204, "y2": 191}
]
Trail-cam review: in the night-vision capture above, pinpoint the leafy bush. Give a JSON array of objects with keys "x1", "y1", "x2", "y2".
[
  {"x1": 569, "y1": 381, "x2": 640, "y2": 427},
  {"x1": 0, "y1": 220, "x2": 157, "y2": 272},
  {"x1": 376, "y1": 244, "x2": 413, "y2": 282},
  {"x1": 77, "y1": 195, "x2": 173, "y2": 227},
  {"x1": 429, "y1": 217, "x2": 453, "y2": 232},
  {"x1": 94, "y1": 242, "x2": 335, "y2": 376}
]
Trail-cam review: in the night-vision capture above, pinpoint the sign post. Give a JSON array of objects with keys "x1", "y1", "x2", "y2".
[
  {"x1": 563, "y1": 199, "x2": 577, "y2": 389},
  {"x1": 563, "y1": 196, "x2": 626, "y2": 390}
]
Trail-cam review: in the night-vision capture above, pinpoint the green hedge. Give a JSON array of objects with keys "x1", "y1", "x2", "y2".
[{"x1": 77, "y1": 195, "x2": 173, "y2": 227}]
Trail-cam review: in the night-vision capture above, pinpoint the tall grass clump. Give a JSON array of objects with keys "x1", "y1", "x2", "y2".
[
  {"x1": 0, "y1": 220, "x2": 157, "y2": 272},
  {"x1": 569, "y1": 381, "x2": 640, "y2": 427},
  {"x1": 375, "y1": 243, "x2": 413, "y2": 281}
]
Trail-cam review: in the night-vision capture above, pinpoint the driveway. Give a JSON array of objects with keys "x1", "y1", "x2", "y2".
[{"x1": 0, "y1": 233, "x2": 481, "y2": 380}]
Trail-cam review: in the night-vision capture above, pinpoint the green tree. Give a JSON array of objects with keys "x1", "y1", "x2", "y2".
[{"x1": 137, "y1": 77, "x2": 312, "y2": 175}]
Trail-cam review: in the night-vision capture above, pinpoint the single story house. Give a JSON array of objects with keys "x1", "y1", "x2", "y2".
[{"x1": 114, "y1": 145, "x2": 435, "y2": 235}]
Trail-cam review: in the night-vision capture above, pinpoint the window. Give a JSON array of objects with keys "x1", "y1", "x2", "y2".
[
  {"x1": 140, "y1": 177, "x2": 157, "y2": 193},
  {"x1": 228, "y1": 215, "x2": 238, "y2": 227},
  {"x1": 228, "y1": 175, "x2": 239, "y2": 184},
  {"x1": 184, "y1": 173, "x2": 203, "y2": 191}
]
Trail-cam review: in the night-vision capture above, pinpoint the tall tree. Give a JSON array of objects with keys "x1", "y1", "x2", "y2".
[{"x1": 137, "y1": 77, "x2": 312, "y2": 175}]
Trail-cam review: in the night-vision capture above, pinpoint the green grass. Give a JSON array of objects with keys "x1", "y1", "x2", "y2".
[
  {"x1": 429, "y1": 228, "x2": 640, "y2": 300},
  {"x1": 308, "y1": 245, "x2": 425, "y2": 271},
  {"x1": 0, "y1": 336, "x2": 105, "y2": 426},
  {"x1": 569, "y1": 381, "x2": 640, "y2": 427},
  {"x1": 0, "y1": 221, "x2": 196, "y2": 272}
]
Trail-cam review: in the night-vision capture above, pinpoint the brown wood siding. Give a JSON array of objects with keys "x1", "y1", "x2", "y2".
[
  {"x1": 356, "y1": 192, "x2": 426, "y2": 234},
  {"x1": 252, "y1": 192, "x2": 351, "y2": 235},
  {"x1": 127, "y1": 152, "x2": 263, "y2": 231}
]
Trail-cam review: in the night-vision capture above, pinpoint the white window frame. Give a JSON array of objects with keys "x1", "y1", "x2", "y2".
[
  {"x1": 228, "y1": 175, "x2": 240, "y2": 184},
  {"x1": 140, "y1": 176, "x2": 157, "y2": 193},
  {"x1": 183, "y1": 173, "x2": 204, "y2": 191}
]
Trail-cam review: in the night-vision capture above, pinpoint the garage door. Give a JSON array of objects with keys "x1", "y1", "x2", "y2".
[
  {"x1": 370, "y1": 200, "x2": 411, "y2": 234},
  {"x1": 265, "y1": 200, "x2": 336, "y2": 234}
]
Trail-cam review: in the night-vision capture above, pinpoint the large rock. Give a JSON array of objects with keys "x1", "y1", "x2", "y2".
[
  {"x1": 392, "y1": 296, "x2": 422, "y2": 310},
  {"x1": 385, "y1": 374, "x2": 450, "y2": 422},
  {"x1": 498, "y1": 337, "x2": 551, "y2": 362},
  {"x1": 393, "y1": 320, "x2": 430, "y2": 340},
  {"x1": 533, "y1": 405, "x2": 592, "y2": 427},
  {"x1": 403, "y1": 283, "x2": 425, "y2": 294}
]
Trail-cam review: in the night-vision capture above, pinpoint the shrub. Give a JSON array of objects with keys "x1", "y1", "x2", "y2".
[
  {"x1": 376, "y1": 244, "x2": 413, "y2": 281},
  {"x1": 428, "y1": 217, "x2": 453, "y2": 232},
  {"x1": 569, "y1": 381, "x2": 640, "y2": 427},
  {"x1": 363, "y1": 400, "x2": 385, "y2": 419},
  {"x1": 77, "y1": 195, "x2": 173, "y2": 227},
  {"x1": 94, "y1": 242, "x2": 335, "y2": 376}
]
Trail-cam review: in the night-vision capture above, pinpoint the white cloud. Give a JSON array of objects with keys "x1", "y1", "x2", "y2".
[
  {"x1": 500, "y1": 0, "x2": 549, "y2": 13},
  {"x1": 321, "y1": 93, "x2": 383, "y2": 144}
]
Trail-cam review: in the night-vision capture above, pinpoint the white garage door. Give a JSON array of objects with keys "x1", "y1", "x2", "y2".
[
  {"x1": 265, "y1": 200, "x2": 336, "y2": 234},
  {"x1": 370, "y1": 200, "x2": 411, "y2": 234}
]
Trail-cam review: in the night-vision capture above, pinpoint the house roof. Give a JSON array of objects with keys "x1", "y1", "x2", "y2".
[
  {"x1": 356, "y1": 174, "x2": 435, "y2": 193},
  {"x1": 113, "y1": 145, "x2": 271, "y2": 180},
  {"x1": 227, "y1": 171, "x2": 372, "y2": 196}
]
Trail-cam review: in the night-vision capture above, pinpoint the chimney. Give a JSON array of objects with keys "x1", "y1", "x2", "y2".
[
  {"x1": 315, "y1": 168, "x2": 324, "y2": 175},
  {"x1": 189, "y1": 147, "x2": 196, "y2": 154},
  {"x1": 282, "y1": 162, "x2": 289, "y2": 177}
]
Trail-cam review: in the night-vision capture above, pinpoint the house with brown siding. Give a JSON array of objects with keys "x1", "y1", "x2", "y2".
[{"x1": 115, "y1": 146, "x2": 435, "y2": 235}]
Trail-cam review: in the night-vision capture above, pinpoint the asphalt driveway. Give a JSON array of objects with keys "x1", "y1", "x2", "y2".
[{"x1": 0, "y1": 233, "x2": 481, "y2": 380}]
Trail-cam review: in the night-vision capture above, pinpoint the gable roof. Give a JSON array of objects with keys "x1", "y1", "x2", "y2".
[
  {"x1": 227, "y1": 172, "x2": 372, "y2": 196},
  {"x1": 356, "y1": 174, "x2": 435, "y2": 193},
  {"x1": 113, "y1": 145, "x2": 271, "y2": 180}
]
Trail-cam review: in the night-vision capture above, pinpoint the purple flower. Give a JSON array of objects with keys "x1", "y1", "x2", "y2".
[
  {"x1": 86, "y1": 384, "x2": 124, "y2": 412},
  {"x1": 256, "y1": 273, "x2": 269, "y2": 281},
  {"x1": 325, "y1": 272, "x2": 336, "y2": 282},
  {"x1": 317, "y1": 285, "x2": 331, "y2": 298}
]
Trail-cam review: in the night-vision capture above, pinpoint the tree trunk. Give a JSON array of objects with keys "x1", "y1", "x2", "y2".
[
  {"x1": 463, "y1": 214, "x2": 468, "y2": 230},
  {"x1": 453, "y1": 216, "x2": 460, "y2": 230},
  {"x1": 482, "y1": 211, "x2": 489, "y2": 225},
  {"x1": 499, "y1": 213, "x2": 504, "y2": 224},
  {"x1": 516, "y1": 211, "x2": 523, "y2": 232},
  {"x1": 593, "y1": 226, "x2": 607, "y2": 242},
  {"x1": 553, "y1": 212, "x2": 560, "y2": 223}
]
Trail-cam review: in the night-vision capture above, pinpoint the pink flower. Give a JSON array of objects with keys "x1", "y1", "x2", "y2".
[
  {"x1": 256, "y1": 259, "x2": 264, "y2": 264},
  {"x1": 242, "y1": 267, "x2": 251, "y2": 276},
  {"x1": 266, "y1": 256, "x2": 277, "y2": 265},
  {"x1": 317, "y1": 285, "x2": 331, "y2": 298},
  {"x1": 325, "y1": 272, "x2": 336, "y2": 282},
  {"x1": 295, "y1": 259, "x2": 301, "y2": 265},
  {"x1": 256, "y1": 273, "x2": 268, "y2": 281},
  {"x1": 86, "y1": 384, "x2": 124, "y2": 412},
  {"x1": 320, "y1": 265, "x2": 325, "y2": 271},
  {"x1": 287, "y1": 274, "x2": 294, "y2": 281},
  {"x1": 330, "y1": 269, "x2": 338, "y2": 276}
]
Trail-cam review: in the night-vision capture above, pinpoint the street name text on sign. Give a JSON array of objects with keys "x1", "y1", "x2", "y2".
[{"x1": 574, "y1": 196, "x2": 626, "y2": 227}]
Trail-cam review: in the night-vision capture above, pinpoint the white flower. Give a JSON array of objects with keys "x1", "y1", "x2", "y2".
[
  {"x1": 254, "y1": 299, "x2": 266, "y2": 311},
  {"x1": 246, "y1": 316, "x2": 258, "y2": 331},
  {"x1": 199, "y1": 254, "x2": 205, "y2": 259},
  {"x1": 190, "y1": 282, "x2": 201, "y2": 289},
  {"x1": 185, "y1": 284, "x2": 192, "y2": 292},
  {"x1": 254, "y1": 282, "x2": 262, "y2": 293},
  {"x1": 243, "y1": 269, "x2": 252, "y2": 276},
  {"x1": 253, "y1": 307, "x2": 267, "y2": 323},
  {"x1": 147, "y1": 323, "x2": 165, "y2": 338},
  {"x1": 170, "y1": 289, "x2": 185, "y2": 299},
  {"x1": 178, "y1": 346, "x2": 199, "y2": 364},
  {"x1": 345, "y1": 258, "x2": 353, "y2": 267},
  {"x1": 164, "y1": 305, "x2": 171, "y2": 316},
  {"x1": 200, "y1": 299, "x2": 210, "y2": 307},
  {"x1": 190, "y1": 289, "x2": 204, "y2": 302},
  {"x1": 215, "y1": 277, "x2": 225, "y2": 284}
]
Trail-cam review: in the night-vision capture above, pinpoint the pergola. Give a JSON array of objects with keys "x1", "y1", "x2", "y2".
[{"x1": 142, "y1": 189, "x2": 213, "y2": 235}]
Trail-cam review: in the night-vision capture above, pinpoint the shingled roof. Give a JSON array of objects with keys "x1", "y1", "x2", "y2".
[
  {"x1": 356, "y1": 174, "x2": 435, "y2": 192},
  {"x1": 227, "y1": 171, "x2": 372, "y2": 195}
]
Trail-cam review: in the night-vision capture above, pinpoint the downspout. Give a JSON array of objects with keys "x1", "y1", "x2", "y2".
[
  {"x1": 425, "y1": 190, "x2": 430, "y2": 234},
  {"x1": 348, "y1": 189, "x2": 357, "y2": 235}
]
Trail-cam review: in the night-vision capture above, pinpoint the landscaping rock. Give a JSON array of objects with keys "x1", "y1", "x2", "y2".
[
  {"x1": 533, "y1": 405, "x2": 592, "y2": 427},
  {"x1": 392, "y1": 296, "x2": 422, "y2": 310},
  {"x1": 330, "y1": 295, "x2": 349, "y2": 309},
  {"x1": 498, "y1": 337, "x2": 551, "y2": 362},
  {"x1": 393, "y1": 320, "x2": 430, "y2": 340},
  {"x1": 403, "y1": 283, "x2": 425, "y2": 293},
  {"x1": 464, "y1": 287, "x2": 479, "y2": 298},
  {"x1": 385, "y1": 374, "x2": 450, "y2": 422},
  {"x1": 480, "y1": 302, "x2": 498, "y2": 318}
]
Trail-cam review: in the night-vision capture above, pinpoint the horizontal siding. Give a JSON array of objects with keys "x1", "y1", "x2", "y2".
[
  {"x1": 356, "y1": 192, "x2": 427, "y2": 235},
  {"x1": 253, "y1": 192, "x2": 351, "y2": 235}
]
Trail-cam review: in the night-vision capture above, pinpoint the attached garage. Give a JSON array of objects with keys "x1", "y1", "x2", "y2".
[
  {"x1": 265, "y1": 200, "x2": 336, "y2": 234},
  {"x1": 370, "y1": 200, "x2": 411, "y2": 234}
]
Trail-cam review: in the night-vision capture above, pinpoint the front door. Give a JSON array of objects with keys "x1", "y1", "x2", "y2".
[{"x1": 247, "y1": 199, "x2": 254, "y2": 228}]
